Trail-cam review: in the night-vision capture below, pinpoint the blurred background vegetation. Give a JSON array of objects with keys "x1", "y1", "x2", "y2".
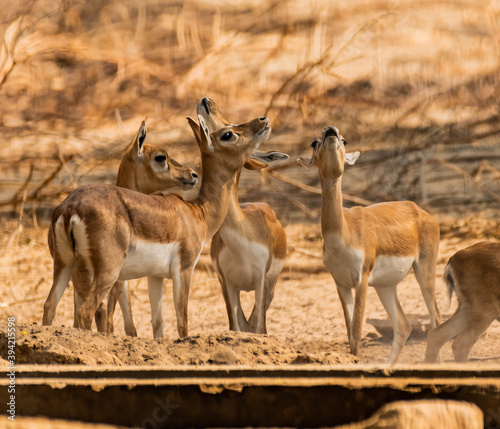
[{"x1": 0, "y1": 0, "x2": 499, "y2": 232}]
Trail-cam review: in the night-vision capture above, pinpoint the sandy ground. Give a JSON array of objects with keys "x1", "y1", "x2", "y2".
[{"x1": 1, "y1": 219, "x2": 499, "y2": 367}]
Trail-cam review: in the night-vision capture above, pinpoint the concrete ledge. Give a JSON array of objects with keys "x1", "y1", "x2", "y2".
[{"x1": 1, "y1": 365, "x2": 500, "y2": 428}]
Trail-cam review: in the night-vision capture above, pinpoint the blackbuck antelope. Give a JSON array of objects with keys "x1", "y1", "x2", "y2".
[
  {"x1": 46, "y1": 120, "x2": 199, "y2": 336},
  {"x1": 108, "y1": 120, "x2": 198, "y2": 336},
  {"x1": 299, "y1": 126, "x2": 441, "y2": 364},
  {"x1": 194, "y1": 97, "x2": 288, "y2": 333},
  {"x1": 426, "y1": 241, "x2": 500, "y2": 362},
  {"x1": 43, "y1": 114, "x2": 271, "y2": 339}
]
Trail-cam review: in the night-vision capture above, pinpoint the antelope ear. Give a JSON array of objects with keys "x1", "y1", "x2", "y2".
[
  {"x1": 345, "y1": 151, "x2": 360, "y2": 165},
  {"x1": 187, "y1": 116, "x2": 202, "y2": 150},
  {"x1": 132, "y1": 120, "x2": 147, "y2": 156},
  {"x1": 244, "y1": 150, "x2": 289, "y2": 170},
  {"x1": 297, "y1": 156, "x2": 314, "y2": 168},
  {"x1": 198, "y1": 114, "x2": 213, "y2": 151},
  {"x1": 252, "y1": 150, "x2": 289, "y2": 163},
  {"x1": 244, "y1": 158, "x2": 268, "y2": 170}
]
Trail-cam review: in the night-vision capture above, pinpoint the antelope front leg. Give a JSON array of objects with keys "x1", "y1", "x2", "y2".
[
  {"x1": 173, "y1": 268, "x2": 192, "y2": 338},
  {"x1": 249, "y1": 275, "x2": 279, "y2": 333},
  {"x1": 335, "y1": 283, "x2": 354, "y2": 348},
  {"x1": 218, "y1": 270, "x2": 240, "y2": 331},
  {"x1": 233, "y1": 286, "x2": 249, "y2": 332},
  {"x1": 250, "y1": 276, "x2": 267, "y2": 334},
  {"x1": 147, "y1": 276, "x2": 165, "y2": 339},
  {"x1": 350, "y1": 277, "x2": 368, "y2": 357}
]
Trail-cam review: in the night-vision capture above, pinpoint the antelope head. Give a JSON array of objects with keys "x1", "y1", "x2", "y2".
[
  {"x1": 298, "y1": 126, "x2": 360, "y2": 179},
  {"x1": 116, "y1": 120, "x2": 198, "y2": 194}
]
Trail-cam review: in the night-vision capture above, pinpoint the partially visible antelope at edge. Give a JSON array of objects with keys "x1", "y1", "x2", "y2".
[
  {"x1": 426, "y1": 241, "x2": 500, "y2": 363},
  {"x1": 194, "y1": 97, "x2": 288, "y2": 333},
  {"x1": 47, "y1": 120, "x2": 199, "y2": 337},
  {"x1": 43, "y1": 112, "x2": 272, "y2": 339},
  {"x1": 298, "y1": 126, "x2": 441, "y2": 364}
]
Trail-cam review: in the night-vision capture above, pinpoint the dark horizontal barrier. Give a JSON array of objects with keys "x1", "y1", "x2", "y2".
[{"x1": 1, "y1": 364, "x2": 500, "y2": 428}]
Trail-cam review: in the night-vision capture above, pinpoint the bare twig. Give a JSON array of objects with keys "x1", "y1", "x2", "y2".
[
  {"x1": 264, "y1": 13, "x2": 392, "y2": 118},
  {"x1": 267, "y1": 181, "x2": 318, "y2": 219},
  {"x1": 434, "y1": 159, "x2": 500, "y2": 205},
  {"x1": 473, "y1": 159, "x2": 500, "y2": 183},
  {"x1": 0, "y1": 156, "x2": 72, "y2": 208},
  {"x1": 289, "y1": 247, "x2": 322, "y2": 260},
  {"x1": 267, "y1": 170, "x2": 372, "y2": 206},
  {"x1": 0, "y1": 296, "x2": 47, "y2": 307},
  {"x1": 11, "y1": 161, "x2": 34, "y2": 210},
  {"x1": 33, "y1": 156, "x2": 73, "y2": 198}
]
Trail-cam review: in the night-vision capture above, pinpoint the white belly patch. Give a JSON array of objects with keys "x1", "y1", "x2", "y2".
[
  {"x1": 368, "y1": 255, "x2": 414, "y2": 287},
  {"x1": 218, "y1": 229, "x2": 269, "y2": 291},
  {"x1": 120, "y1": 241, "x2": 180, "y2": 280},
  {"x1": 323, "y1": 233, "x2": 364, "y2": 288},
  {"x1": 323, "y1": 232, "x2": 415, "y2": 288}
]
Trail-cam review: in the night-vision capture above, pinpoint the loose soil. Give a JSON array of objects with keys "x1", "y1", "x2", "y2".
[{"x1": 1, "y1": 221, "x2": 500, "y2": 367}]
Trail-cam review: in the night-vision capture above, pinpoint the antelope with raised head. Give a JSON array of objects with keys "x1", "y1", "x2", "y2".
[
  {"x1": 48, "y1": 120, "x2": 199, "y2": 336},
  {"x1": 43, "y1": 113, "x2": 272, "y2": 339},
  {"x1": 426, "y1": 241, "x2": 500, "y2": 363},
  {"x1": 194, "y1": 97, "x2": 288, "y2": 333},
  {"x1": 298, "y1": 126, "x2": 441, "y2": 364}
]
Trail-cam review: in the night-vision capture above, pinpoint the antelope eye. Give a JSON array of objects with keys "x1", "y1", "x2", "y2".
[
  {"x1": 311, "y1": 139, "x2": 319, "y2": 149},
  {"x1": 221, "y1": 131, "x2": 233, "y2": 141},
  {"x1": 154, "y1": 155, "x2": 167, "y2": 163},
  {"x1": 342, "y1": 139, "x2": 348, "y2": 146}
]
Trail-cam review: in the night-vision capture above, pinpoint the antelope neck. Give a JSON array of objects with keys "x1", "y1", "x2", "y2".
[
  {"x1": 116, "y1": 156, "x2": 135, "y2": 190},
  {"x1": 320, "y1": 175, "x2": 345, "y2": 237},
  {"x1": 222, "y1": 171, "x2": 246, "y2": 227},
  {"x1": 192, "y1": 157, "x2": 236, "y2": 239}
]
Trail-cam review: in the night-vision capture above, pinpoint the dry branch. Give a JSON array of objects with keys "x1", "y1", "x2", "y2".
[
  {"x1": 264, "y1": 12, "x2": 392, "y2": 119},
  {"x1": 434, "y1": 159, "x2": 500, "y2": 205},
  {"x1": 10, "y1": 161, "x2": 34, "y2": 209},
  {"x1": 267, "y1": 181, "x2": 317, "y2": 219},
  {"x1": 267, "y1": 170, "x2": 372, "y2": 206},
  {"x1": 473, "y1": 160, "x2": 500, "y2": 183},
  {"x1": 0, "y1": 18, "x2": 20, "y2": 87},
  {"x1": 395, "y1": 71, "x2": 500, "y2": 128},
  {"x1": 0, "y1": 156, "x2": 72, "y2": 208},
  {"x1": 288, "y1": 246, "x2": 322, "y2": 260}
]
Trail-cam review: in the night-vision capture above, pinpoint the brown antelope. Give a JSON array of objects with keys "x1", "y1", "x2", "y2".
[
  {"x1": 298, "y1": 126, "x2": 441, "y2": 364},
  {"x1": 48, "y1": 120, "x2": 199, "y2": 336},
  {"x1": 107, "y1": 120, "x2": 198, "y2": 336},
  {"x1": 43, "y1": 113, "x2": 272, "y2": 339},
  {"x1": 195, "y1": 97, "x2": 288, "y2": 333},
  {"x1": 426, "y1": 241, "x2": 500, "y2": 362}
]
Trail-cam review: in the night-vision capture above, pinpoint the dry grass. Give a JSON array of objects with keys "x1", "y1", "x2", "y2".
[{"x1": 0, "y1": 0, "x2": 499, "y2": 331}]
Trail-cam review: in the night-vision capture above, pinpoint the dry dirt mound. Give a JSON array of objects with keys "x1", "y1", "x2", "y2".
[{"x1": 0, "y1": 323, "x2": 356, "y2": 366}]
